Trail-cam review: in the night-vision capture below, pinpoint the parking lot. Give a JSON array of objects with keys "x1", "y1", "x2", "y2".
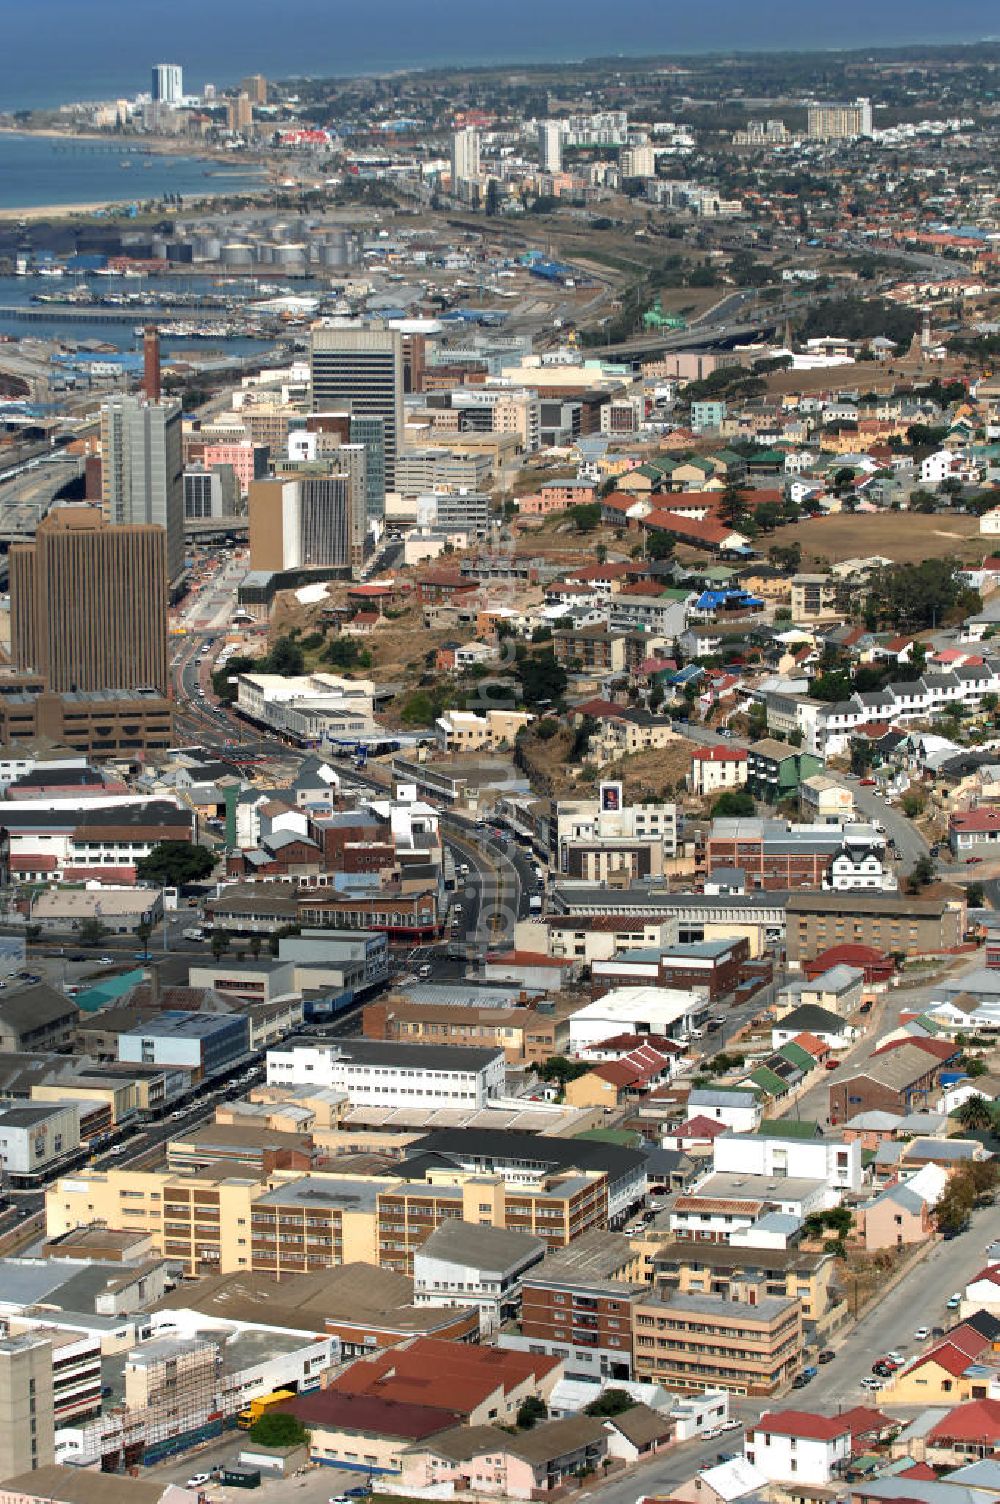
[{"x1": 143, "y1": 1432, "x2": 375, "y2": 1504}]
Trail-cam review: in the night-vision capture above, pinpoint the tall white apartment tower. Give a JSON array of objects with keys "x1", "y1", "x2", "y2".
[
  {"x1": 538, "y1": 120, "x2": 563, "y2": 174},
  {"x1": 450, "y1": 126, "x2": 481, "y2": 191},
  {"x1": 100, "y1": 393, "x2": 184, "y2": 591},
  {"x1": 151, "y1": 64, "x2": 183, "y2": 103}
]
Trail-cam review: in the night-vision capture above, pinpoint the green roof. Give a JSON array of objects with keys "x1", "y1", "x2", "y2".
[
  {"x1": 635, "y1": 463, "x2": 666, "y2": 480},
  {"x1": 748, "y1": 1066, "x2": 789, "y2": 1096},
  {"x1": 574, "y1": 1128, "x2": 642, "y2": 1147},
  {"x1": 911, "y1": 1014, "x2": 943, "y2": 1035},
  {"x1": 703, "y1": 1082, "x2": 763, "y2": 1097},
  {"x1": 754, "y1": 1119, "x2": 822, "y2": 1139},
  {"x1": 748, "y1": 448, "x2": 785, "y2": 464},
  {"x1": 713, "y1": 449, "x2": 745, "y2": 465},
  {"x1": 777, "y1": 1041, "x2": 816, "y2": 1072},
  {"x1": 74, "y1": 968, "x2": 146, "y2": 1013}
]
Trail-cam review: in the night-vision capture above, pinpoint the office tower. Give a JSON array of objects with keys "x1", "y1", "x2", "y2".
[
  {"x1": 151, "y1": 63, "x2": 183, "y2": 103},
  {"x1": 240, "y1": 73, "x2": 268, "y2": 105},
  {"x1": 310, "y1": 323, "x2": 403, "y2": 490},
  {"x1": 349, "y1": 413, "x2": 386, "y2": 522},
  {"x1": 10, "y1": 507, "x2": 168, "y2": 695},
  {"x1": 450, "y1": 126, "x2": 480, "y2": 190},
  {"x1": 807, "y1": 97, "x2": 873, "y2": 140},
  {"x1": 0, "y1": 1335, "x2": 55, "y2": 1475},
  {"x1": 227, "y1": 93, "x2": 253, "y2": 134},
  {"x1": 100, "y1": 393, "x2": 184, "y2": 589},
  {"x1": 538, "y1": 120, "x2": 563, "y2": 174},
  {"x1": 142, "y1": 324, "x2": 161, "y2": 402},
  {"x1": 249, "y1": 473, "x2": 363, "y2": 572}
]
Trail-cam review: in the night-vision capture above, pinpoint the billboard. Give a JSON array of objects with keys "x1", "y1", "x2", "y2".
[{"x1": 599, "y1": 781, "x2": 622, "y2": 812}]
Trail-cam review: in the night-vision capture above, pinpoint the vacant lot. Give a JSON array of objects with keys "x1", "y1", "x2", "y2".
[{"x1": 781, "y1": 510, "x2": 984, "y2": 567}]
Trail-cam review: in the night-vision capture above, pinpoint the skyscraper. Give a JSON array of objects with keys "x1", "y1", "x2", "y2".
[
  {"x1": 249, "y1": 473, "x2": 364, "y2": 572},
  {"x1": 227, "y1": 93, "x2": 253, "y2": 134},
  {"x1": 10, "y1": 506, "x2": 168, "y2": 695},
  {"x1": 151, "y1": 63, "x2": 183, "y2": 103},
  {"x1": 450, "y1": 126, "x2": 480, "y2": 191},
  {"x1": 310, "y1": 323, "x2": 403, "y2": 490},
  {"x1": 240, "y1": 74, "x2": 268, "y2": 105},
  {"x1": 142, "y1": 324, "x2": 161, "y2": 402},
  {"x1": 100, "y1": 393, "x2": 184, "y2": 590},
  {"x1": 538, "y1": 120, "x2": 563, "y2": 174}
]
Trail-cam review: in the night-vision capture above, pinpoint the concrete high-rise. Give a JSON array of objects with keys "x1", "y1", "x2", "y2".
[
  {"x1": 151, "y1": 63, "x2": 183, "y2": 103},
  {"x1": 0, "y1": 1334, "x2": 55, "y2": 1475},
  {"x1": 538, "y1": 120, "x2": 563, "y2": 174},
  {"x1": 227, "y1": 93, "x2": 253, "y2": 134},
  {"x1": 240, "y1": 74, "x2": 268, "y2": 105},
  {"x1": 807, "y1": 97, "x2": 873, "y2": 140},
  {"x1": 10, "y1": 507, "x2": 168, "y2": 696},
  {"x1": 450, "y1": 126, "x2": 480, "y2": 192},
  {"x1": 310, "y1": 323, "x2": 403, "y2": 490},
  {"x1": 100, "y1": 393, "x2": 184, "y2": 590},
  {"x1": 249, "y1": 472, "x2": 364, "y2": 573}
]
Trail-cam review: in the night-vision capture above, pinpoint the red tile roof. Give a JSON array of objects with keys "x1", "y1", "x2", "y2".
[
  {"x1": 672, "y1": 1115, "x2": 727, "y2": 1139},
  {"x1": 279, "y1": 1390, "x2": 460, "y2": 1440},
  {"x1": 928, "y1": 1398, "x2": 1000, "y2": 1443},
  {"x1": 951, "y1": 809, "x2": 1000, "y2": 833},
  {"x1": 692, "y1": 745, "x2": 748, "y2": 763},
  {"x1": 837, "y1": 1406, "x2": 895, "y2": 1440},
  {"x1": 755, "y1": 1409, "x2": 851, "y2": 1441},
  {"x1": 790, "y1": 1031, "x2": 831, "y2": 1058},
  {"x1": 898, "y1": 1464, "x2": 939, "y2": 1480},
  {"x1": 872, "y1": 1036, "x2": 958, "y2": 1063},
  {"x1": 329, "y1": 1338, "x2": 561, "y2": 1416}
]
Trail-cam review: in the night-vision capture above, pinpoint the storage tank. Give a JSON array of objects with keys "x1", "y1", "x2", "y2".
[
  {"x1": 273, "y1": 243, "x2": 306, "y2": 268},
  {"x1": 221, "y1": 242, "x2": 254, "y2": 268}
]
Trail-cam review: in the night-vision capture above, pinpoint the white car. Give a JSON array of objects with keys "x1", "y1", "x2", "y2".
[
  {"x1": 99, "y1": 955, "x2": 115, "y2": 965},
  {"x1": 914, "y1": 1326, "x2": 931, "y2": 1341},
  {"x1": 186, "y1": 1475, "x2": 212, "y2": 1490}
]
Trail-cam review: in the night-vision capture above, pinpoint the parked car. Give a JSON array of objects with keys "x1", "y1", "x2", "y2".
[
  {"x1": 947, "y1": 1293, "x2": 962, "y2": 1309},
  {"x1": 859, "y1": 777, "x2": 877, "y2": 786},
  {"x1": 825, "y1": 1058, "x2": 840, "y2": 1070},
  {"x1": 801, "y1": 1365, "x2": 819, "y2": 1380},
  {"x1": 791, "y1": 1374, "x2": 809, "y2": 1389},
  {"x1": 885, "y1": 1351, "x2": 906, "y2": 1365},
  {"x1": 914, "y1": 1326, "x2": 931, "y2": 1340},
  {"x1": 186, "y1": 1476, "x2": 212, "y2": 1490},
  {"x1": 818, "y1": 1350, "x2": 835, "y2": 1364},
  {"x1": 99, "y1": 955, "x2": 115, "y2": 965},
  {"x1": 861, "y1": 1376, "x2": 886, "y2": 1391},
  {"x1": 966, "y1": 856, "x2": 983, "y2": 865}
]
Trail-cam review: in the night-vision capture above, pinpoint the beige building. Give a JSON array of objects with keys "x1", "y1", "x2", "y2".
[
  {"x1": 0, "y1": 1335, "x2": 55, "y2": 1476},
  {"x1": 791, "y1": 574, "x2": 844, "y2": 626},
  {"x1": 800, "y1": 773, "x2": 855, "y2": 824},
  {"x1": 785, "y1": 892, "x2": 965, "y2": 962},
  {"x1": 435, "y1": 709, "x2": 534, "y2": 753},
  {"x1": 632, "y1": 1291, "x2": 801, "y2": 1396}
]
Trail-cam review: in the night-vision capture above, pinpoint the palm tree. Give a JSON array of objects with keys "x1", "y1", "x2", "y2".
[{"x1": 956, "y1": 1094, "x2": 994, "y2": 1134}]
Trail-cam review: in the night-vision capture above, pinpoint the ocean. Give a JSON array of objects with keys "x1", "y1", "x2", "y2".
[
  {"x1": 0, "y1": 0, "x2": 995, "y2": 113},
  {"x1": 0, "y1": 133, "x2": 263, "y2": 212}
]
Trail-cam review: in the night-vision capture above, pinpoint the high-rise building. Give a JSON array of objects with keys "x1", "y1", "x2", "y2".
[
  {"x1": 100, "y1": 393, "x2": 184, "y2": 589},
  {"x1": 620, "y1": 143, "x2": 656, "y2": 178},
  {"x1": 240, "y1": 74, "x2": 268, "y2": 105},
  {"x1": 450, "y1": 126, "x2": 480, "y2": 191},
  {"x1": 151, "y1": 63, "x2": 183, "y2": 103},
  {"x1": 0, "y1": 1334, "x2": 55, "y2": 1475},
  {"x1": 249, "y1": 472, "x2": 364, "y2": 572},
  {"x1": 349, "y1": 413, "x2": 386, "y2": 522},
  {"x1": 807, "y1": 97, "x2": 873, "y2": 140},
  {"x1": 538, "y1": 120, "x2": 563, "y2": 174},
  {"x1": 310, "y1": 323, "x2": 403, "y2": 490},
  {"x1": 10, "y1": 506, "x2": 168, "y2": 696},
  {"x1": 227, "y1": 93, "x2": 253, "y2": 134}
]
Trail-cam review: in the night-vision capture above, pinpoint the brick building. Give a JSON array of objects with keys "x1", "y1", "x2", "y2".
[{"x1": 828, "y1": 1043, "x2": 941, "y2": 1126}]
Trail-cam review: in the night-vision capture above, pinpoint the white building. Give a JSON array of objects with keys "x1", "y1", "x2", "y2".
[
  {"x1": 538, "y1": 121, "x2": 564, "y2": 173},
  {"x1": 689, "y1": 748, "x2": 749, "y2": 797},
  {"x1": 413, "y1": 1222, "x2": 546, "y2": 1334},
  {"x1": 265, "y1": 1038, "x2": 506, "y2": 1108},
  {"x1": 712, "y1": 1129, "x2": 862, "y2": 1194},
  {"x1": 568, "y1": 986, "x2": 696, "y2": 1055},
  {"x1": 0, "y1": 1102, "x2": 80, "y2": 1180},
  {"x1": 685, "y1": 1088, "x2": 762, "y2": 1133},
  {"x1": 451, "y1": 126, "x2": 480, "y2": 192},
  {"x1": 745, "y1": 1410, "x2": 852, "y2": 1485}
]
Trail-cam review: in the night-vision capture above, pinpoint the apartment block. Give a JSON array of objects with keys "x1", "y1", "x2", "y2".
[
  {"x1": 785, "y1": 892, "x2": 965, "y2": 962},
  {"x1": 362, "y1": 998, "x2": 560, "y2": 1066},
  {"x1": 632, "y1": 1291, "x2": 802, "y2": 1396},
  {"x1": 0, "y1": 1335, "x2": 55, "y2": 1476}
]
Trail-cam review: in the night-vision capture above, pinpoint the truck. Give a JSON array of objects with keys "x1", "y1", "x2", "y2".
[
  {"x1": 182, "y1": 927, "x2": 205, "y2": 942},
  {"x1": 236, "y1": 1389, "x2": 296, "y2": 1430}
]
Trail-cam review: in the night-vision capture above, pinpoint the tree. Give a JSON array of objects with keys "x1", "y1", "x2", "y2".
[
  {"x1": 584, "y1": 1389, "x2": 636, "y2": 1418},
  {"x1": 517, "y1": 649, "x2": 567, "y2": 707},
  {"x1": 908, "y1": 853, "x2": 936, "y2": 892},
  {"x1": 965, "y1": 1056, "x2": 988, "y2": 1079},
  {"x1": 718, "y1": 486, "x2": 747, "y2": 529},
  {"x1": 137, "y1": 842, "x2": 215, "y2": 887},
  {"x1": 901, "y1": 790, "x2": 926, "y2": 819},
  {"x1": 567, "y1": 502, "x2": 601, "y2": 533},
  {"x1": 136, "y1": 919, "x2": 154, "y2": 951},
  {"x1": 266, "y1": 635, "x2": 305, "y2": 676},
  {"x1": 966, "y1": 882, "x2": 986, "y2": 908},
  {"x1": 248, "y1": 934, "x2": 263, "y2": 960},
  {"x1": 955, "y1": 1094, "x2": 995, "y2": 1133},
  {"x1": 646, "y1": 530, "x2": 674, "y2": 561},
  {"x1": 248, "y1": 1412, "x2": 310, "y2": 1448},
  {"x1": 537, "y1": 1055, "x2": 590, "y2": 1085},
  {"x1": 210, "y1": 930, "x2": 230, "y2": 961},
  {"x1": 517, "y1": 1396, "x2": 548, "y2": 1430},
  {"x1": 596, "y1": 543, "x2": 608, "y2": 565},
  {"x1": 79, "y1": 918, "x2": 109, "y2": 946},
  {"x1": 711, "y1": 790, "x2": 755, "y2": 817}
]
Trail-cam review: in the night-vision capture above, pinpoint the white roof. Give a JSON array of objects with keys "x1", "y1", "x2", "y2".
[
  {"x1": 699, "y1": 1457, "x2": 768, "y2": 1502},
  {"x1": 572, "y1": 986, "x2": 693, "y2": 1027}
]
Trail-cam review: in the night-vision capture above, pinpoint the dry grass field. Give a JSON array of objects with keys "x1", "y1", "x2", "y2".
[{"x1": 780, "y1": 510, "x2": 985, "y2": 568}]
